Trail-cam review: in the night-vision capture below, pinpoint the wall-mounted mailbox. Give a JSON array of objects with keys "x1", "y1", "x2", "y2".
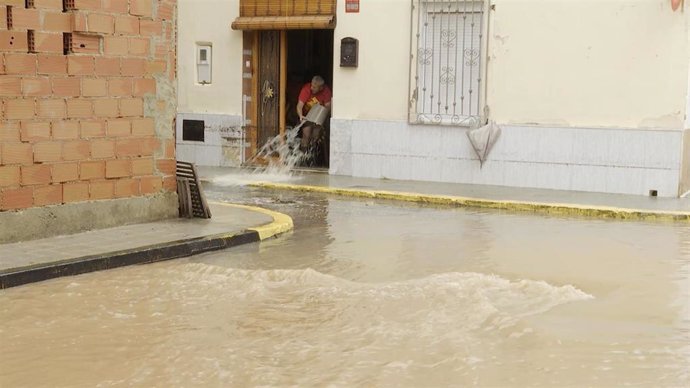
[{"x1": 340, "y1": 37, "x2": 358, "y2": 68}]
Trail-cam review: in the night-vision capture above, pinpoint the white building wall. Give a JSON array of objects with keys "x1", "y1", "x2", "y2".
[
  {"x1": 177, "y1": 0, "x2": 245, "y2": 166},
  {"x1": 330, "y1": 0, "x2": 690, "y2": 197}
]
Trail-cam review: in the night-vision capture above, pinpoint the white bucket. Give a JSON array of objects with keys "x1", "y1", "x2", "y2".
[{"x1": 305, "y1": 104, "x2": 329, "y2": 126}]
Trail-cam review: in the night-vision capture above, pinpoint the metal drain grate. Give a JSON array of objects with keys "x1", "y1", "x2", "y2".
[{"x1": 176, "y1": 161, "x2": 211, "y2": 219}]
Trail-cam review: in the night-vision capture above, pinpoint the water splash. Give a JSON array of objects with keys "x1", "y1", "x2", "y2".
[{"x1": 247, "y1": 124, "x2": 307, "y2": 177}]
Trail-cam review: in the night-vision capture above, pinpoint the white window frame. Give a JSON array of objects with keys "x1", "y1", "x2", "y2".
[
  {"x1": 408, "y1": 0, "x2": 490, "y2": 127},
  {"x1": 196, "y1": 43, "x2": 212, "y2": 85}
]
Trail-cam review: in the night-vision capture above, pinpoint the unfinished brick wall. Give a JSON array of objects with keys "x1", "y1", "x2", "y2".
[{"x1": 0, "y1": 0, "x2": 177, "y2": 211}]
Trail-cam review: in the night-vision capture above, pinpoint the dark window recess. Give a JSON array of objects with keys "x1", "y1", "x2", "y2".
[
  {"x1": 63, "y1": 33, "x2": 72, "y2": 55},
  {"x1": 27, "y1": 30, "x2": 35, "y2": 53},
  {"x1": 26, "y1": 0, "x2": 34, "y2": 8},
  {"x1": 182, "y1": 120, "x2": 205, "y2": 142},
  {"x1": 63, "y1": 0, "x2": 74, "y2": 11}
]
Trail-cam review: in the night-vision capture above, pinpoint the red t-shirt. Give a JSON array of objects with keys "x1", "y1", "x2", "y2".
[{"x1": 298, "y1": 83, "x2": 332, "y2": 114}]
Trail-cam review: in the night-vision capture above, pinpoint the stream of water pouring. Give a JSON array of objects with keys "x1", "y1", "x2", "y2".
[{"x1": 247, "y1": 123, "x2": 308, "y2": 176}]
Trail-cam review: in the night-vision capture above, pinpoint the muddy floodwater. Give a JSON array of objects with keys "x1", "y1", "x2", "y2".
[{"x1": 1, "y1": 181, "x2": 689, "y2": 387}]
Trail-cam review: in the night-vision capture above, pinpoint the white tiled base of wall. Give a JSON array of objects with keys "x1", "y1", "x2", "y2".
[
  {"x1": 329, "y1": 119, "x2": 685, "y2": 197},
  {"x1": 175, "y1": 113, "x2": 245, "y2": 167}
]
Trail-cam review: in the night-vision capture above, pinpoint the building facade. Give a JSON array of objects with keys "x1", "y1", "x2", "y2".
[
  {"x1": 178, "y1": 0, "x2": 690, "y2": 197},
  {"x1": 0, "y1": 0, "x2": 178, "y2": 243}
]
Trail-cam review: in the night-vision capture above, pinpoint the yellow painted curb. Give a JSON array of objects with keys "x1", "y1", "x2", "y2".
[
  {"x1": 210, "y1": 202, "x2": 294, "y2": 240},
  {"x1": 247, "y1": 182, "x2": 690, "y2": 222}
]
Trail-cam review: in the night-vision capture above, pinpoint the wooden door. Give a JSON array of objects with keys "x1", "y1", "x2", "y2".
[{"x1": 257, "y1": 30, "x2": 281, "y2": 148}]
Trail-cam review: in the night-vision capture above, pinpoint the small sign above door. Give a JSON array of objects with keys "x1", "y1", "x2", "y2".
[{"x1": 345, "y1": 0, "x2": 359, "y2": 13}]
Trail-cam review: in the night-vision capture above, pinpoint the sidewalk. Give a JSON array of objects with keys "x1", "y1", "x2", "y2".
[
  {"x1": 0, "y1": 202, "x2": 293, "y2": 289},
  {"x1": 199, "y1": 166, "x2": 690, "y2": 221}
]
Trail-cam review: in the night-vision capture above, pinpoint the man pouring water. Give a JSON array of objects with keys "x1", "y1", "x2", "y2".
[{"x1": 296, "y1": 75, "x2": 332, "y2": 154}]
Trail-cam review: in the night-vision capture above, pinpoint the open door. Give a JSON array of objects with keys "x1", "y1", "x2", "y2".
[{"x1": 257, "y1": 30, "x2": 281, "y2": 148}]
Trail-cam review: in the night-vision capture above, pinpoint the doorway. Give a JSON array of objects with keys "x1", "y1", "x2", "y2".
[{"x1": 254, "y1": 29, "x2": 333, "y2": 169}]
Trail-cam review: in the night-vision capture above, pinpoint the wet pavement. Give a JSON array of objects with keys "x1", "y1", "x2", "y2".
[{"x1": 200, "y1": 166, "x2": 690, "y2": 218}]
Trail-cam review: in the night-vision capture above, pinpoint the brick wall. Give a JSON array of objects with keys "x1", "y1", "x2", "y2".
[{"x1": 0, "y1": 0, "x2": 177, "y2": 211}]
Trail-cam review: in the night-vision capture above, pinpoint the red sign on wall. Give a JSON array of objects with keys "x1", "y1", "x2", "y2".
[{"x1": 345, "y1": 0, "x2": 360, "y2": 13}]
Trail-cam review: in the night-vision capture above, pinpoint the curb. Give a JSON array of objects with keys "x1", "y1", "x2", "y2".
[
  {"x1": 248, "y1": 182, "x2": 690, "y2": 222},
  {"x1": 0, "y1": 204, "x2": 294, "y2": 289}
]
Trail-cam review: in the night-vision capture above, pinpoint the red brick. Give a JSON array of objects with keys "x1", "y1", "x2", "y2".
[
  {"x1": 128, "y1": 37, "x2": 149, "y2": 56},
  {"x1": 34, "y1": 0, "x2": 63, "y2": 9},
  {"x1": 71, "y1": 12, "x2": 88, "y2": 32},
  {"x1": 106, "y1": 159, "x2": 131, "y2": 178},
  {"x1": 108, "y1": 78, "x2": 132, "y2": 96},
  {"x1": 133, "y1": 78, "x2": 155, "y2": 96},
  {"x1": 139, "y1": 136, "x2": 156, "y2": 156},
  {"x1": 51, "y1": 162, "x2": 78, "y2": 182},
  {"x1": 71, "y1": 34, "x2": 100, "y2": 55},
  {"x1": 0, "y1": 122, "x2": 20, "y2": 141},
  {"x1": 115, "y1": 178, "x2": 139, "y2": 198},
  {"x1": 90, "y1": 180, "x2": 114, "y2": 200},
  {"x1": 10, "y1": 8, "x2": 40, "y2": 30},
  {"x1": 145, "y1": 60, "x2": 166, "y2": 76},
  {"x1": 1, "y1": 142, "x2": 32, "y2": 165},
  {"x1": 93, "y1": 98, "x2": 118, "y2": 117},
  {"x1": 163, "y1": 138, "x2": 175, "y2": 159},
  {"x1": 1, "y1": 187, "x2": 33, "y2": 210},
  {"x1": 34, "y1": 184, "x2": 63, "y2": 205},
  {"x1": 33, "y1": 32, "x2": 63, "y2": 54},
  {"x1": 131, "y1": 157, "x2": 153, "y2": 175},
  {"x1": 62, "y1": 140, "x2": 90, "y2": 160},
  {"x1": 0, "y1": 76, "x2": 21, "y2": 96},
  {"x1": 0, "y1": 166, "x2": 20, "y2": 187},
  {"x1": 131, "y1": 117, "x2": 154, "y2": 136},
  {"x1": 36, "y1": 98, "x2": 65, "y2": 118},
  {"x1": 66, "y1": 98, "x2": 92, "y2": 118},
  {"x1": 21, "y1": 77, "x2": 51, "y2": 96},
  {"x1": 119, "y1": 97, "x2": 143, "y2": 117},
  {"x1": 73, "y1": 0, "x2": 100, "y2": 10},
  {"x1": 33, "y1": 141, "x2": 62, "y2": 162},
  {"x1": 82, "y1": 78, "x2": 106, "y2": 97},
  {"x1": 52, "y1": 77, "x2": 80, "y2": 96},
  {"x1": 115, "y1": 16, "x2": 139, "y2": 35},
  {"x1": 67, "y1": 56, "x2": 95, "y2": 76},
  {"x1": 106, "y1": 119, "x2": 130, "y2": 136},
  {"x1": 158, "y1": 3, "x2": 174, "y2": 21},
  {"x1": 63, "y1": 182, "x2": 89, "y2": 203},
  {"x1": 79, "y1": 120, "x2": 105, "y2": 138},
  {"x1": 0, "y1": 7, "x2": 6, "y2": 30},
  {"x1": 87, "y1": 13, "x2": 114, "y2": 34},
  {"x1": 162, "y1": 175, "x2": 176, "y2": 191},
  {"x1": 42, "y1": 12, "x2": 72, "y2": 32},
  {"x1": 80, "y1": 160, "x2": 104, "y2": 179},
  {"x1": 156, "y1": 159, "x2": 175, "y2": 175},
  {"x1": 115, "y1": 138, "x2": 142, "y2": 157},
  {"x1": 21, "y1": 164, "x2": 51, "y2": 185},
  {"x1": 4, "y1": 54, "x2": 37, "y2": 75},
  {"x1": 139, "y1": 175, "x2": 161, "y2": 194},
  {"x1": 130, "y1": 0, "x2": 153, "y2": 17},
  {"x1": 121, "y1": 58, "x2": 145, "y2": 76},
  {"x1": 52, "y1": 121, "x2": 79, "y2": 139},
  {"x1": 91, "y1": 139, "x2": 114, "y2": 158},
  {"x1": 104, "y1": 36, "x2": 128, "y2": 56},
  {"x1": 139, "y1": 20, "x2": 162, "y2": 36},
  {"x1": 6, "y1": 99, "x2": 35, "y2": 119},
  {"x1": 0, "y1": 31, "x2": 29, "y2": 52},
  {"x1": 93, "y1": 58, "x2": 119, "y2": 77},
  {"x1": 101, "y1": 0, "x2": 128, "y2": 13},
  {"x1": 37, "y1": 54, "x2": 66, "y2": 75},
  {"x1": 20, "y1": 121, "x2": 50, "y2": 142}
]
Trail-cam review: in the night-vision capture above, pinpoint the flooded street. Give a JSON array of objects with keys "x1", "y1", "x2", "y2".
[{"x1": 1, "y1": 179, "x2": 689, "y2": 387}]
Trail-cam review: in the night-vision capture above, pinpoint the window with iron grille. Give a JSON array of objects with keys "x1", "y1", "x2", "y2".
[{"x1": 409, "y1": 0, "x2": 487, "y2": 126}]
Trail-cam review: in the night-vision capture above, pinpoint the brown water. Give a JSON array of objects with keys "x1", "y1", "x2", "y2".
[{"x1": 1, "y1": 185, "x2": 689, "y2": 387}]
